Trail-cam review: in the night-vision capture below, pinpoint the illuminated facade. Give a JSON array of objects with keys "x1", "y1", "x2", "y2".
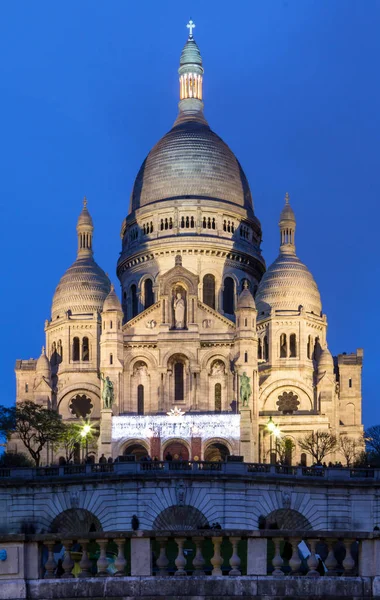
[{"x1": 12, "y1": 24, "x2": 363, "y2": 465}]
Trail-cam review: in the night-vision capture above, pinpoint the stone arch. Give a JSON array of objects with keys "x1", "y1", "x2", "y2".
[
  {"x1": 204, "y1": 439, "x2": 231, "y2": 462},
  {"x1": 162, "y1": 438, "x2": 191, "y2": 460},
  {"x1": 129, "y1": 351, "x2": 158, "y2": 371},
  {"x1": 120, "y1": 438, "x2": 150, "y2": 457},
  {"x1": 153, "y1": 505, "x2": 209, "y2": 530},
  {"x1": 161, "y1": 272, "x2": 198, "y2": 296},
  {"x1": 344, "y1": 403, "x2": 356, "y2": 426},
  {"x1": 264, "y1": 508, "x2": 312, "y2": 530},
  {"x1": 50, "y1": 508, "x2": 102, "y2": 534},
  {"x1": 200, "y1": 349, "x2": 229, "y2": 372},
  {"x1": 57, "y1": 385, "x2": 100, "y2": 420},
  {"x1": 204, "y1": 437, "x2": 233, "y2": 459},
  {"x1": 261, "y1": 380, "x2": 313, "y2": 412}
]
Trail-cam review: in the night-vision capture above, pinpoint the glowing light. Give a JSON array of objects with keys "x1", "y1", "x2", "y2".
[
  {"x1": 167, "y1": 406, "x2": 186, "y2": 417},
  {"x1": 112, "y1": 414, "x2": 240, "y2": 442}
]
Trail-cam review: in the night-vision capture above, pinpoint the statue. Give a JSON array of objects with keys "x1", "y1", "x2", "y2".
[
  {"x1": 174, "y1": 292, "x2": 185, "y2": 329},
  {"x1": 211, "y1": 360, "x2": 225, "y2": 376},
  {"x1": 100, "y1": 373, "x2": 114, "y2": 409},
  {"x1": 239, "y1": 372, "x2": 252, "y2": 407}
]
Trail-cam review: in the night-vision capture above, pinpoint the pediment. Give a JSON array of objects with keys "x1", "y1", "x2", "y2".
[
  {"x1": 197, "y1": 301, "x2": 235, "y2": 331},
  {"x1": 123, "y1": 301, "x2": 162, "y2": 333},
  {"x1": 159, "y1": 257, "x2": 198, "y2": 296}
]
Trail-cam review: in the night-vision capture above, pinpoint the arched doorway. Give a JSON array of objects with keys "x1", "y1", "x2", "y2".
[
  {"x1": 204, "y1": 442, "x2": 230, "y2": 462},
  {"x1": 265, "y1": 509, "x2": 312, "y2": 530},
  {"x1": 50, "y1": 509, "x2": 102, "y2": 534},
  {"x1": 153, "y1": 505, "x2": 208, "y2": 530},
  {"x1": 163, "y1": 440, "x2": 189, "y2": 460},
  {"x1": 123, "y1": 443, "x2": 148, "y2": 461}
]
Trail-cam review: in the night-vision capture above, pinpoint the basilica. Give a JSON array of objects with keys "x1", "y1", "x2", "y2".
[{"x1": 12, "y1": 24, "x2": 363, "y2": 465}]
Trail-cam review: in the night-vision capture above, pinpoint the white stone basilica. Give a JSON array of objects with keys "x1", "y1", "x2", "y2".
[{"x1": 13, "y1": 25, "x2": 363, "y2": 465}]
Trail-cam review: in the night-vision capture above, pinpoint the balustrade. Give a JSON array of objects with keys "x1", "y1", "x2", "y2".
[{"x1": 33, "y1": 530, "x2": 360, "y2": 579}]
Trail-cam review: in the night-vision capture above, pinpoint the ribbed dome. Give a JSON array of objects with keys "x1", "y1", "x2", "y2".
[
  {"x1": 180, "y1": 38, "x2": 202, "y2": 67},
  {"x1": 130, "y1": 118, "x2": 254, "y2": 213},
  {"x1": 103, "y1": 284, "x2": 122, "y2": 312},
  {"x1": 51, "y1": 257, "x2": 110, "y2": 320},
  {"x1": 256, "y1": 254, "x2": 322, "y2": 316}
]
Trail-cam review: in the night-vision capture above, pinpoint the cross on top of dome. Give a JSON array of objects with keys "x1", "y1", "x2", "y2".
[{"x1": 186, "y1": 19, "x2": 195, "y2": 38}]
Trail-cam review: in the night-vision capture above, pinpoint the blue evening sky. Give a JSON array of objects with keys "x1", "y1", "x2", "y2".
[{"x1": 0, "y1": 1, "x2": 378, "y2": 427}]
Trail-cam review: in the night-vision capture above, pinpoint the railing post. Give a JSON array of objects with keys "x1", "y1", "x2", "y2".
[
  {"x1": 114, "y1": 538, "x2": 127, "y2": 576},
  {"x1": 211, "y1": 536, "x2": 223, "y2": 576},
  {"x1": 342, "y1": 539, "x2": 356, "y2": 576},
  {"x1": 174, "y1": 537, "x2": 187, "y2": 576},
  {"x1": 325, "y1": 539, "x2": 338, "y2": 576},
  {"x1": 96, "y1": 539, "x2": 109, "y2": 577},
  {"x1": 272, "y1": 538, "x2": 284, "y2": 577},
  {"x1": 247, "y1": 538, "x2": 267, "y2": 575},
  {"x1": 61, "y1": 540, "x2": 75, "y2": 578},
  {"x1": 78, "y1": 540, "x2": 92, "y2": 578},
  {"x1": 359, "y1": 539, "x2": 374, "y2": 577},
  {"x1": 192, "y1": 536, "x2": 205, "y2": 576},
  {"x1": 130, "y1": 537, "x2": 152, "y2": 576},
  {"x1": 156, "y1": 537, "x2": 169, "y2": 576},
  {"x1": 229, "y1": 537, "x2": 241, "y2": 576},
  {"x1": 306, "y1": 539, "x2": 320, "y2": 577},
  {"x1": 44, "y1": 541, "x2": 57, "y2": 578},
  {"x1": 288, "y1": 538, "x2": 302, "y2": 574}
]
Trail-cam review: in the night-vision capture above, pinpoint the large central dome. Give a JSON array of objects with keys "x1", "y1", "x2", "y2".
[
  {"x1": 130, "y1": 116, "x2": 254, "y2": 214},
  {"x1": 129, "y1": 33, "x2": 254, "y2": 216}
]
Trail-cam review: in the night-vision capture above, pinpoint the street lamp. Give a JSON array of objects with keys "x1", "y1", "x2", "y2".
[
  {"x1": 80, "y1": 421, "x2": 93, "y2": 463},
  {"x1": 266, "y1": 417, "x2": 281, "y2": 464}
]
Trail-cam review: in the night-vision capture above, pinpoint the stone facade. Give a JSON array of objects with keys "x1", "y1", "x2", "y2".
[{"x1": 11, "y1": 28, "x2": 363, "y2": 466}]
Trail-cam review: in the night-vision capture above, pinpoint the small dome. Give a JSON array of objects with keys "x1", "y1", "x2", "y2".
[
  {"x1": 180, "y1": 38, "x2": 203, "y2": 68},
  {"x1": 103, "y1": 284, "x2": 122, "y2": 312},
  {"x1": 77, "y1": 198, "x2": 93, "y2": 227},
  {"x1": 130, "y1": 118, "x2": 254, "y2": 214},
  {"x1": 256, "y1": 254, "x2": 322, "y2": 316},
  {"x1": 318, "y1": 347, "x2": 334, "y2": 373},
  {"x1": 279, "y1": 202, "x2": 295, "y2": 223},
  {"x1": 52, "y1": 257, "x2": 110, "y2": 319},
  {"x1": 237, "y1": 287, "x2": 256, "y2": 310},
  {"x1": 36, "y1": 347, "x2": 50, "y2": 377}
]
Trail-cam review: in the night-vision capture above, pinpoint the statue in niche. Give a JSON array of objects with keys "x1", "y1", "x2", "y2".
[
  {"x1": 173, "y1": 292, "x2": 186, "y2": 329},
  {"x1": 211, "y1": 360, "x2": 225, "y2": 376},
  {"x1": 100, "y1": 373, "x2": 114, "y2": 409},
  {"x1": 133, "y1": 362, "x2": 148, "y2": 377},
  {"x1": 239, "y1": 372, "x2": 252, "y2": 407}
]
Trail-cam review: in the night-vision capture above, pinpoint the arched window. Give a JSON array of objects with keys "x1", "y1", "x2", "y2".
[
  {"x1": 137, "y1": 385, "x2": 144, "y2": 415},
  {"x1": 82, "y1": 337, "x2": 89, "y2": 361},
  {"x1": 289, "y1": 334, "x2": 297, "y2": 358},
  {"x1": 110, "y1": 320, "x2": 113, "y2": 329},
  {"x1": 263, "y1": 335, "x2": 269, "y2": 361},
  {"x1": 244, "y1": 351, "x2": 248, "y2": 363},
  {"x1": 313, "y1": 337, "x2": 321, "y2": 361},
  {"x1": 203, "y1": 274, "x2": 215, "y2": 309},
  {"x1": 223, "y1": 277, "x2": 234, "y2": 314},
  {"x1": 307, "y1": 335, "x2": 313, "y2": 359},
  {"x1": 110, "y1": 353, "x2": 113, "y2": 365},
  {"x1": 300, "y1": 452, "x2": 307, "y2": 467},
  {"x1": 174, "y1": 362, "x2": 184, "y2": 402},
  {"x1": 258, "y1": 339, "x2": 262, "y2": 360},
  {"x1": 131, "y1": 284, "x2": 138, "y2": 318},
  {"x1": 215, "y1": 383, "x2": 222, "y2": 412},
  {"x1": 280, "y1": 334, "x2": 287, "y2": 358},
  {"x1": 144, "y1": 279, "x2": 154, "y2": 309},
  {"x1": 57, "y1": 339, "x2": 63, "y2": 361},
  {"x1": 72, "y1": 337, "x2": 80, "y2": 361}
]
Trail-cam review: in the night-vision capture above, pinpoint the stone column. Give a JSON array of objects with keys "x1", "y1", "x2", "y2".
[{"x1": 97, "y1": 408, "x2": 113, "y2": 459}]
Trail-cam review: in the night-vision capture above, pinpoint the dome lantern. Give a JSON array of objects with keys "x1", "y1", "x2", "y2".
[
  {"x1": 279, "y1": 192, "x2": 296, "y2": 256},
  {"x1": 77, "y1": 197, "x2": 93, "y2": 258},
  {"x1": 178, "y1": 20, "x2": 204, "y2": 111}
]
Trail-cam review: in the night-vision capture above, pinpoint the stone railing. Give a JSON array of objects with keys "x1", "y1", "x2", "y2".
[
  {"x1": 0, "y1": 461, "x2": 376, "y2": 481},
  {"x1": 1, "y1": 530, "x2": 380, "y2": 599}
]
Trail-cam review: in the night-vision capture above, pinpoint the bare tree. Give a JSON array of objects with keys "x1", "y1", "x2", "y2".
[
  {"x1": 298, "y1": 431, "x2": 337, "y2": 464},
  {"x1": 339, "y1": 436, "x2": 363, "y2": 467},
  {"x1": 365, "y1": 426, "x2": 380, "y2": 455},
  {"x1": 276, "y1": 437, "x2": 296, "y2": 465}
]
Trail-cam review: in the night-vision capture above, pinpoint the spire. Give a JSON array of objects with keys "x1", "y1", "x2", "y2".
[
  {"x1": 178, "y1": 20, "x2": 204, "y2": 113},
  {"x1": 279, "y1": 192, "x2": 296, "y2": 255},
  {"x1": 76, "y1": 196, "x2": 94, "y2": 258}
]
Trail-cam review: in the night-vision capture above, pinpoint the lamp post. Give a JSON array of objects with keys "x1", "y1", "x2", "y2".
[
  {"x1": 266, "y1": 417, "x2": 281, "y2": 464},
  {"x1": 80, "y1": 423, "x2": 92, "y2": 463}
]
